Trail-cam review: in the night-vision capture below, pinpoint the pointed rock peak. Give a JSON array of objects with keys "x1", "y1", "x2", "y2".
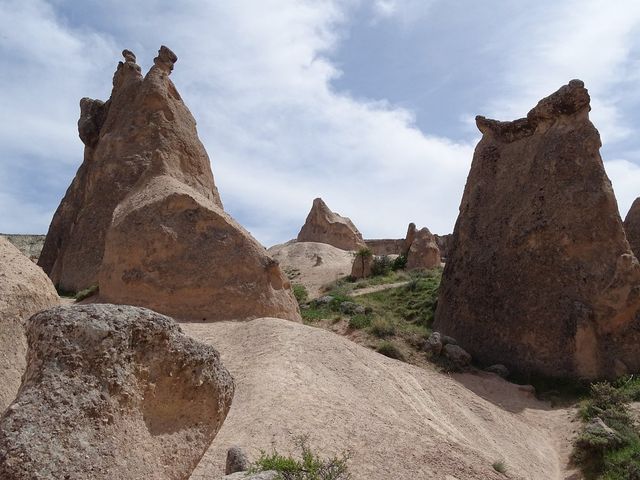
[
  {"x1": 476, "y1": 80, "x2": 590, "y2": 142},
  {"x1": 297, "y1": 197, "x2": 365, "y2": 251},
  {"x1": 153, "y1": 45, "x2": 178, "y2": 73}
]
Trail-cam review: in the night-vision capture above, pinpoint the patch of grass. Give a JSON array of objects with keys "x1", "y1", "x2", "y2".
[
  {"x1": 369, "y1": 316, "x2": 395, "y2": 338},
  {"x1": 376, "y1": 341, "x2": 404, "y2": 360},
  {"x1": 249, "y1": 436, "x2": 351, "y2": 480},
  {"x1": 348, "y1": 314, "x2": 371, "y2": 330},
  {"x1": 292, "y1": 284, "x2": 309, "y2": 304},
  {"x1": 75, "y1": 285, "x2": 98, "y2": 301},
  {"x1": 572, "y1": 381, "x2": 640, "y2": 479},
  {"x1": 492, "y1": 461, "x2": 507, "y2": 474}
]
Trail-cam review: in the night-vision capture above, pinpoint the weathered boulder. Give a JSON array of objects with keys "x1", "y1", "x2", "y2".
[
  {"x1": 99, "y1": 176, "x2": 300, "y2": 322},
  {"x1": 351, "y1": 250, "x2": 373, "y2": 279},
  {"x1": 434, "y1": 80, "x2": 640, "y2": 379},
  {"x1": 0, "y1": 237, "x2": 59, "y2": 413},
  {"x1": 225, "y1": 446, "x2": 249, "y2": 474},
  {"x1": 0, "y1": 304, "x2": 234, "y2": 479},
  {"x1": 39, "y1": 47, "x2": 221, "y2": 293},
  {"x1": 443, "y1": 344, "x2": 472, "y2": 370},
  {"x1": 297, "y1": 198, "x2": 366, "y2": 251},
  {"x1": 405, "y1": 227, "x2": 441, "y2": 270},
  {"x1": 624, "y1": 197, "x2": 640, "y2": 257}
]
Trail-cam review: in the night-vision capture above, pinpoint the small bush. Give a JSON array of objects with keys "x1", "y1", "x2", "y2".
[
  {"x1": 249, "y1": 436, "x2": 351, "y2": 480},
  {"x1": 348, "y1": 314, "x2": 371, "y2": 329},
  {"x1": 371, "y1": 255, "x2": 392, "y2": 276},
  {"x1": 377, "y1": 341, "x2": 404, "y2": 360},
  {"x1": 391, "y1": 254, "x2": 407, "y2": 271},
  {"x1": 492, "y1": 461, "x2": 507, "y2": 474},
  {"x1": 292, "y1": 284, "x2": 309, "y2": 304},
  {"x1": 75, "y1": 285, "x2": 99, "y2": 301},
  {"x1": 370, "y1": 317, "x2": 395, "y2": 338}
]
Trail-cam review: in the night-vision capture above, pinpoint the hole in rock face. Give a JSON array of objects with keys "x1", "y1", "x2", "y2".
[{"x1": 141, "y1": 366, "x2": 221, "y2": 437}]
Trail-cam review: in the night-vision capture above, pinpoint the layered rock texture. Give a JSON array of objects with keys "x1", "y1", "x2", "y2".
[
  {"x1": 406, "y1": 227, "x2": 441, "y2": 270},
  {"x1": 624, "y1": 197, "x2": 640, "y2": 257},
  {"x1": 435, "y1": 80, "x2": 640, "y2": 379},
  {"x1": 0, "y1": 237, "x2": 59, "y2": 413},
  {"x1": 39, "y1": 47, "x2": 299, "y2": 322},
  {"x1": 0, "y1": 304, "x2": 234, "y2": 479},
  {"x1": 297, "y1": 198, "x2": 366, "y2": 251}
]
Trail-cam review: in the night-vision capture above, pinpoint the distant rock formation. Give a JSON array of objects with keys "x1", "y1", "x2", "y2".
[
  {"x1": 297, "y1": 198, "x2": 366, "y2": 251},
  {"x1": 434, "y1": 233, "x2": 452, "y2": 261},
  {"x1": 39, "y1": 47, "x2": 299, "y2": 322},
  {"x1": 0, "y1": 235, "x2": 45, "y2": 262},
  {"x1": 0, "y1": 304, "x2": 234, "y2": 480},
  {"x1": 406, "y1": 227, "x2": 441, "y2": 270},
  {"x1": 624, "y1": 198, "x2": 640, "y2": 257},
  {"x1": 364, "y1": 238, "x2": 405, "y2": 256},
  {"x1": 0, "y1": 237, "x2": 59, "y2": 413},
  {"x1": 435, "y1": 80, "x2": 640, "y2": 379},
  {"x1": 403, "y1": 222, "x2": 417, "y2": 256},
  {"x1": 351, "y1": 250, "x2": 373, "y2": 279}
]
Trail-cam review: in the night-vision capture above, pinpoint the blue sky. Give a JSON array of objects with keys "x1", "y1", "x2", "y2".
[{"x1": 2, "y1": 0, "x2": 640, "y2": 246}]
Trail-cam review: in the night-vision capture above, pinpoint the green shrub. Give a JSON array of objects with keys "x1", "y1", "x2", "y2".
[
  {"x1": 376, "y1": 341, "x2": 404, "y2": 360},
  {"x1": 371, "y1": 255, "x2": 392, "y2": 276},
  {"x1": 292, "y1": 284, "x2": 309, "y2": 304},
  {"x1": 391, "y1": 254, "x2": 407, "y2": 271},
  {"x1": 75, "y1": 285, "x2": 99, "y2": 301},
  {"x1": 348, "y1": 314, "x2": 371, "y2": 329},
  {"x1": 492, "y1": 461, "x2": 507, "y2": 474},
  {"x1": 370, "y1": 317, "x2": 395, "y2": 338},
  {"x1": 249, "y1": 436, "x2": 351, "y2": 480},
  {"x1": 55, "y1": 285, "x2": 75, "y2": 298}
]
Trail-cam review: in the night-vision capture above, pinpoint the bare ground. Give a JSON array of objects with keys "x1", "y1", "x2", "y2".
[{"x1": 184, "y1": 318, "x2": 579, "y2": 480}]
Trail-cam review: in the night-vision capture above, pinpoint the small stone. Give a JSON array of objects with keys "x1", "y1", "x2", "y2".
[
  {"x1": 225, "y1": 446, "x2": 249, "y2": 474},
  {"x1": 485, "y1": 364, "x2": 509, "y2": 378},
  {"x1": 443, "y1": 344, "x2": 471, "y2": 369},
  {"x1": 423, "y1": 332, "x2": 443, "y2": 356}
]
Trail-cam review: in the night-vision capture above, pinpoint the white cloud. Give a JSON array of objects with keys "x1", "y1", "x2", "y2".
[{"x1": 606, "y1": 159, "x2": 640, "y2": 219}]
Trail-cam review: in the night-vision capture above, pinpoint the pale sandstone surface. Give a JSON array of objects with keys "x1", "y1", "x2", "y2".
[
  {"x1": 405, "y1": 227, "x2": 441, "y2": 270},
  {"x1": 185, "y1": 318, "x2": 571, "y2": 480},
  {"x1": 0, "y1": 304, "x2": 234, "y2": 480},
  {"x1": 99, "y1": 176, "x2": 300, "y2": 322},
  {"x1": 297, "y1": 198, "x2": 366, "y2": 251},
  {"x1": 0, "y1": 237, "x2": 59, "y2": 413},
  {"x1": 435, "y1": 80, "x2": 640, "y2": 379},
  {"x1": 268, "y1": 241, "x2": 353, "y2": 299},
  {"x1": 0, "y1": 235, "x2": 45, "y2": 262}
]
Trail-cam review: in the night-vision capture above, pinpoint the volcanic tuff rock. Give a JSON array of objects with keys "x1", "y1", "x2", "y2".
[
  {"x1": 0, "y1": 237, "x2": 59, "y2": 414},
  {"x1": 0, "y1": 235, "x2": 45, "y2": 262},
  {"x1": 38, "y1": 46, "x2": 221, "y2": 292},
  {"x1": 39, "y1": 47, "x2": 299, "y2": 321},
  {"x1": 297, "y1": 198, "x2": 366, "y2": 251},
  {"x1": 624, "y1": 197, "x2": 640, "y2": 257},
  {"x1": 0, "y1": 304, "x2": 234, "y2": 480},
  {"x1": 405, "y1": 227, "x2": 441, "y2": 270},
  {"x1": 351, "y1": 250, "x2": 373, "y2": 279},
  {"x1": 434, "y1": 79, "x2": 640, "y2": 379}
]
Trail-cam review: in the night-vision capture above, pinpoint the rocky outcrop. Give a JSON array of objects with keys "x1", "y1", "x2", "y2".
[
  {"x1": 364, "y1": 238, "x2": 405, "y2": 256},
  {"x1": 434, "y1": 233, "x2": 452, "y2": 261},
  {"x1": 434, "y1": 80, "x2": 640, "y2": 379},
  {"x1": 0, "y1": 237, "x2": 59, "y2": 413},
  {"x1": 624, "y1": 198, "x2": 640, "y2": 257},
  {"x1": 350, "y1": 250, "x2": 373, "y2": 279},
  {"x1": 39, "y1": 47, "x2": 221, "y2": 292},
  {"x1": 39, "y1": 47, "x2": 299, "y2": 322},
  {"x1": 0, "y1": 235, "x2": 45, "y2": 262},
  {"x1": 297, "y1": 198, "x2": 366, "y2": 251},
  {"x1": 0, "y1": 304, "x2": 234, "y2": 479},
  {"x1": 406, "y1": 227, "x2": 441, "y2": 270}
]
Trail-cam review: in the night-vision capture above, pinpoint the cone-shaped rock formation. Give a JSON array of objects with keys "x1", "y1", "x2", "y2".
[
  {"x1": 39, "y1": 47, "x2": 299, "y2": 322},
  {"x1": 434, "y1": 80, "x2": 640, "y2": 379},
  {"x1": 297, "y1": 198, "x2": 366, "y2": 251},
  {"x1": 406, "y1": 227, "x2": 441, "y2": 270},
  {"x1": 624, "y1": 197, "x2": 640, "y2": 258}
]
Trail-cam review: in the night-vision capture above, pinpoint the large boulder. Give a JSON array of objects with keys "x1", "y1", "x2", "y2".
[
  {"x1": 0, "y1": 304, "x2": 234, "y2": 480},
  {"x1": 624, "y1": 197, "x2": 640, "y2": 257},
  {"x1": 39, "y1": 46, "x2": 299, "y2": 322},
  {"x1": 0, "y1": 237, "x2": 59, "y2": 413},
  {"x1": 99, "y1": 176, "x2": 300, "y2": 322},
  {"x1": 297, "y1": 198, "x2": 366, "y2": 251},
  {"x1": 39, "y1": 47, "x2": 222, "y2": 293},
  {"x1": 434, "y1": 80, "x2": 640, "y2": 379},
  {"x1": 405, "y1": 227, "x2": 441, "y2": 270}
]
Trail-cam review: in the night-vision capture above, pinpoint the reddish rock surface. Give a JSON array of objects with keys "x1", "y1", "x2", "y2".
[
  {"x1": 297, "y1": 198, "x2": 366, "y2": 251},
  {"x1": 434, "y1": 80, "x2": 640, "y2": 379},
  {"x1": 624, "y1": 197, "x2": 640, "y2": 258},
  {"x1": 406, "y1": 227, "x2": 441, "y2": 270}
]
